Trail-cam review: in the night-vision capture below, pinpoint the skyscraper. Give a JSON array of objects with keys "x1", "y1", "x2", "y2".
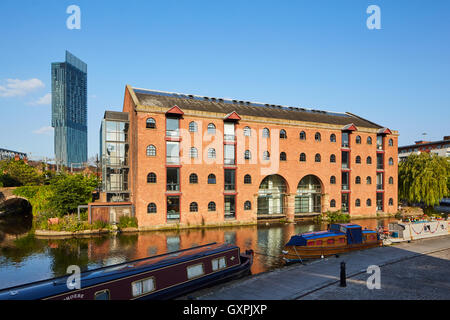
[{"x1": 51, "y1": 51, "x2": 87, "y2": 167}]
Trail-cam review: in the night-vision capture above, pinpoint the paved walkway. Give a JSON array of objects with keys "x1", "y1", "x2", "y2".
[{"x1": 185, "y1": 235, "x2": 450, "y2": 300}]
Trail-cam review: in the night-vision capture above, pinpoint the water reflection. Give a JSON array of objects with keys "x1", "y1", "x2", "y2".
[{"x1": 0, "y1": 216, "x2": 395, "y2": 289}]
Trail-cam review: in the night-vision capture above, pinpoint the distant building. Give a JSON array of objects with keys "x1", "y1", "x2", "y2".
[
  {"x1": 99, "y1": 111, "x2": 130, "y2": 202},
  {"x1": 51, "y1": 51, "x2": 87, "y2": 167},
  {"x1": 398, "y1": 136, "x2": 450, "y2": 161},
  {"x1": 0, "y1": 148, "x2": 27, "y2": 161}
]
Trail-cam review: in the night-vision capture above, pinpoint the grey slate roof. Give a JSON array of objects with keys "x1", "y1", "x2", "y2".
[{"x1": 131, "y1": 87, "x2": 383, "y2": 129}]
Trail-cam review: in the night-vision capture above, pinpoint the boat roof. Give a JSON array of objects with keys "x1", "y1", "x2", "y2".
[
  {"x1": 298, "y1": 230, "x2": 345, "y2": 240},
  {"x1": 332, "y1": 223, "x2": 362, "y2": 228}
]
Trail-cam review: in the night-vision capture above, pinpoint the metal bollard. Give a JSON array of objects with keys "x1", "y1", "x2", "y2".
[{"x1": 340, "y1": 262, "x2": 347, "y2": 287}]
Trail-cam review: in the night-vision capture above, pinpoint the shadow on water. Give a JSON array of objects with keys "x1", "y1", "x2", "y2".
[{"x1": 0, "y1": 213, "x2": 396, "y2": 289}]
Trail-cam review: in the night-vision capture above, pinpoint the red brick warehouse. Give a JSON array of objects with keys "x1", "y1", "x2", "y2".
[{"x1": 120, "y1": 85, "x2": 398, "y2": 230}]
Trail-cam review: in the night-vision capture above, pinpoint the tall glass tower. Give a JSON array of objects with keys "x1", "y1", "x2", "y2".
[{"x1": 51, "y1": 51, "x2": 87, "y2": 167}]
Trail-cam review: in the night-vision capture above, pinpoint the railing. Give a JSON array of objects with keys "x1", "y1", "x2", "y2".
[
  {"x1": 342, "y1": 163, "x2": 349, "y2": 169},
  {"x1": 224, "y1": 158, "x2": 235, "y2": 165},
  {"x1": 224, "y1": 183, "x2": 235, "y2": 191},
  {"x1": 167, "y1": 211, "x2": 180, "y2": 220},
  {"x1": 224, "y1": 134, "x2": 235, "y2": 142},
  {"x1": 377, "y1": 144, "x2": 383, "y2": 150},
  {"x1": 224, "y1": 212, "x2": 236, "y2": 219},
  {"x1": 166, "y1": 130, "x2": 179, "y2": 137},
  {"x1": 342, "y1": 184, "x2": 349, "y2": 191},
  {"x1": 166, "y1": 156, "x2": 180, "y2": 164},
  {"x1": 342, "y1": 142, "x2": 349, "y2": 148},
  {"x1": 377, "y1": 184, "x2": 383, "y2": 191}
]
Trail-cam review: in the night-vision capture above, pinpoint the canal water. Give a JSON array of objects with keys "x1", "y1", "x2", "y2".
[{"x1": 0, "y1": 213, "x2": 395, "y2": 290}]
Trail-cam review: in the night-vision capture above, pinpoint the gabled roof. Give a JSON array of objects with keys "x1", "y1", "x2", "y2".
[
  {"x1": 377, "y1": 127, "x2": 392, "y2": 135},
  {"x1": 342, "y1": 123, "x2": 358, "y2": 131},
  {"x1": 129, "y1": 87, "x2": 384, "y2": 129},
  {"x1": 165, "y1": 105, "x2": 184, "y2": 115}
]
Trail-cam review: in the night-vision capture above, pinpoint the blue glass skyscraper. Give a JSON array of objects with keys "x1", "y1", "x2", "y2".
[{"x1": 51, "y1": 51, "x2": 87, "y2": 167}]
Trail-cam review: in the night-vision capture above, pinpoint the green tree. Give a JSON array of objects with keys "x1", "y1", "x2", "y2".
[
  {"x1": 47, "y1": 173, "x2": 99, "y2": 217},
  {"x1": 0, "y1": 160, "x2": 43, "y2": 186},
  {"x1": 398, "y1": 153, "x2": 449, "y2": 207}
]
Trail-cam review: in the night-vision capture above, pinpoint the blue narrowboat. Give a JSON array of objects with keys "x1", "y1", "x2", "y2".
[{"x1": 282, "y1": 223, "x2": 381, "y2": 263}]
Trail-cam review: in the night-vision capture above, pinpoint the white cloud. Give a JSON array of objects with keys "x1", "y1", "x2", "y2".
[
  {"x1": 29, "y1": 93, "x2": 51, "y2": 106},
  {"x1": 0, "y1": 78, "x2": 45, "y2": 97},
  {"x1": 33, "y1": 126, "x2": 54, "y2": 135}
]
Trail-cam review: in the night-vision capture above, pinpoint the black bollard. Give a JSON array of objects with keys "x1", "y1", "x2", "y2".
[{"x1": 340, "y1": 262, "x2": 347, "y2": 287}]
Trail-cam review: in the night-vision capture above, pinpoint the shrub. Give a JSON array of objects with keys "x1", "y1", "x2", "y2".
[{"x1": 117, "y1": 216, "x2": 138, "y2": 229}]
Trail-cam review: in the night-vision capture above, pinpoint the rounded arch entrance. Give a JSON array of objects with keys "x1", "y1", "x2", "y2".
[
  {"x1": 295, "y1": 175, "x2": 323, "y2": 214},
  {"x1": 257, "y1": 174, "x2": 288, "y2": 216}
]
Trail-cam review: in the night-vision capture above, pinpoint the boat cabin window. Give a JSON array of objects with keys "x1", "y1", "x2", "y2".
[
  {"x1": 339, "y1": 238, "x2": 345, "y2": 243},
  {"x1": 316, "y1": 240, "x2": 323, "y2": 245},
  {"x1": 327, "y1": 239, "x2": 335, "y2": 244},
  {"x1": 94, "y1": 289, "x2": 110, "y2": 300},
  {"x1": 132, "y1": 277, "x2": 156, "y2": 298},
  {"x1": 187, "y1": 263, "x2": 204, "y2": 279},
  {"x1": 212, "y1": 257, "x2": 227, "y2": 271},
  {"x1": 307, "y1": 241, "x2": 315, "y2": 246}
]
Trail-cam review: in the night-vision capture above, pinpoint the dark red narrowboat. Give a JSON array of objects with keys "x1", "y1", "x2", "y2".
[{"x1": 0, "y1": 243, "x2": 253, "y2": 300}]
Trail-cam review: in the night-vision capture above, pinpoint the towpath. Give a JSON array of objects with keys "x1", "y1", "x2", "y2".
[{"x1": 182, "y1": 235, "x2": 450, "y2": 300}]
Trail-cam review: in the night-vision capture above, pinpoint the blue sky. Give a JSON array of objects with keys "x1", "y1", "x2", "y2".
[{"x1": 0, "y1": 0, "x2": 449, "y2": 160}]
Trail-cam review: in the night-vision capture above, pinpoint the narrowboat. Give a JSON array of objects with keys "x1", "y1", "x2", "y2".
[
  {"x1": 282, "y1": 223, "x2": 381, "y2": 263},
  {"x1": 384, "y1": 217, "x2": 449, "y2": 244},
  {"x1": 0, "y1": 242, "x2": 253, "y2": 300}
]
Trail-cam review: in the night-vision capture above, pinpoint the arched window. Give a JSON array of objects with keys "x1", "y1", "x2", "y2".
[
  {"x1": 366, "y1": 199, "x2": 372, "y2": 207},
  {"x1": 356, "y1": 155, "x2": 361, "y2": 164},
  {"x1": 299, "y1": 153, "x2": 306, "y2": 162},
  {"x1": 207, "y1": 123, "x2": 216, "y2": 134},
  {"x1": 244, "y1": 174, "x2": 252, "y2": 184},
  {"x1": 280, "y1": 129, "x2": 287, "y2": 139},
  {"x1": 389, "y1": 157, "x2": 394, "y2": 165},
  {"x1": 389, "y1": 177, "x2": 394, "y2": 184},
  {"x1": 244, "y1": 201, "x2": 252, "y2": 210},
  {"x1": 366, "y1": 176, "x2": 372, "y2": 184},
  {"x1": 367, "y1": 156, "x2": 372, "y2": 164},
  {"x1": 208, "y1": 174, "x2": 216, "y2": 184},
  {"x1": 147, "y1": 203, "x2": 157, "y2": 214},
  {"x1": 243, "y1": 126, "x2": 251, "y2": 136},
  {"x1": 146, "y1": 118, "x2": 156, "y2": 129},
  {"x1": 244, "y1": 150, "x2": 251, "y2": 160},
  {"x1": 330, "y1": 154, "x2": 336, "y2": 163},
  {"x1": 189, "y1": 121, "x2": 197, "y2": 132},
  {"x1": 315, "y1": 153, "x2": 321, "y2": 162},
  {"x1": 147, "y1": 172, "x2": 157, "y2": 183},
  {"x1": 208, "y1": 148, "x2": 216, "y2": 159},
  {"x1": 367, "y1": 137, "x2": 372, "y2": 145},
  {"x1": 189, "y1": 202, "x2": 198, "y2": 212},
  {"x1": 389, "y1": 198, "x2": 394, "y2": 206},
  {"x1": 299, "y1": 131, "x2": 306, "y2": 140},
  {"x1": 330, "y1": 199, "x2": 336, "y2": 208},
  {"x1": 355, "y1": 199, "x2": 361, "y2": 207},
  {"x1": 190, "y1": 147, "x2": 198, "y2": 159},
  {"x1": 388, "y1": 139, "x2": 393, "y2": 146},
  {"x1": 208, "y1": 201, "x2": 216, "y2": 211},
  {"x1": 315, "y1": 132, "x2": 321, "y2": 141},
  {"x1": 262, "y1": 128, "x2": 270, "y2": 138},
  {"x1": 263, "y1": 151, "x2": 270, "y2": 160},
  {"x1": 355, "y1": 176, "x2": 361, "y2": 184},
  {"x1": 189, "y1": 173, "x2": 198, "y2": 184},
  {"x1": 330, "y1": 134, "x2": 336, "y2": 142},
  {"x1": 146, "y1": 145, "x2": 156, "y2": 156},
  {"x1": 280, "y1": 152, "x2": 287, "y2": 161},
  {"x1": 355, "y1": 135, "x2": 361, "y2": 144},
  {"x1": 330, "y1": 176, "x2": 336, "y2": 184}
]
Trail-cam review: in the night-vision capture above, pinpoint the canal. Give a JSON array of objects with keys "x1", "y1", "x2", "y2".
[{"x1": 0, "y1": 214, "x2": 395, "y2": 290}]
